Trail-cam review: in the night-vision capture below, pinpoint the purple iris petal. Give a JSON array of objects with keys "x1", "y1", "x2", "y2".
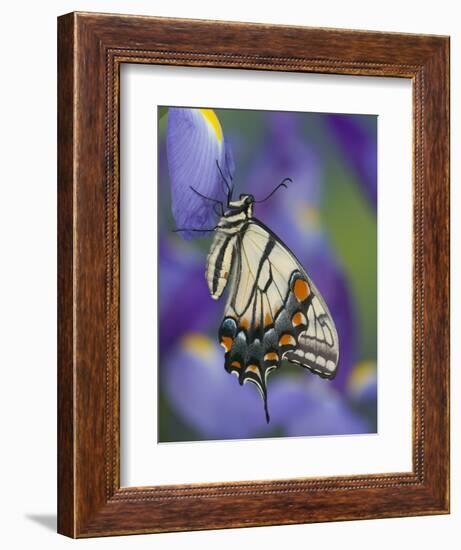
[
  {"x1": 326, "y1": 114, "x2": 377, "y2": 209},
  {"x1": 159, "y1": 237, "x2": 221, "y2": 357},
  {"x1": 166, "y1": 108, "x2": 235, "y2": 239},
  {"x1": 162, "y1": 336, "x2": 267, "y2": 439},
  {"x1": 271, "y1": 377, "x2": 371, "y2": 436}
]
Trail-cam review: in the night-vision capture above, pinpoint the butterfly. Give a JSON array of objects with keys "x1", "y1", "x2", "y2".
[{"x1": 175, "y1": 170, "x2": 340, "y2": 423}]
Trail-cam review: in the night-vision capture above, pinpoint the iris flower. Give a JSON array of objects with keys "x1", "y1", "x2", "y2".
[{"x1": 166, "y1": 108, "x2": 235, "y2": 238}]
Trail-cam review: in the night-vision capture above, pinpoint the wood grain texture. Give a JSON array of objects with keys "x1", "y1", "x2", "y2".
[
  {"x1": 57, "y1": 11, "x2": 450, "y2": 538},
  {"x1": 57, "y1": 13, "x2": 75, "y2": 538}
]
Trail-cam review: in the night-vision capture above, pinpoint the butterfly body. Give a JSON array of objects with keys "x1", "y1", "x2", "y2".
[
  {"x1": 205, "y1": 194, "x2": 339, "y2": 422},
  {"x1": 206, "y1": 195, "x2": 254, "y2": 299}
]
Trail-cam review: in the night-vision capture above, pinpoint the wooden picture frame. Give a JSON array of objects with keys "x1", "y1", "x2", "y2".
[{"x1": 57, "y1": 12, "x2": 450, "y2": 538}]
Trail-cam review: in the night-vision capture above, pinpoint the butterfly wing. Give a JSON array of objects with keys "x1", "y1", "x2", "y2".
[{"x1": 218, "y1": 220, "x2": 339, "y2": 421}]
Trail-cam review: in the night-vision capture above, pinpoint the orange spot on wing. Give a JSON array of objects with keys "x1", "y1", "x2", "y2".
[
  {"x1": 246, "y1": 364, "x2": 259, "y2": 374},
  {"x1": 264, "y1": 352, "x2": 278, "y2": 362},
  {"x1": 230, "y1": 361, "x2": 241, "y2": 369},
  {"x1": 220, "y1": 336, "x2": 233, "y2": 352},
  {"x1": 293, "y1": 279, "x2": 310, "y2": 302},
  {"x1": 292, "y1": 311, "x2": 306, "y2": 327},
  {"x1": 279, "y1": 333, "x2": 296, "y2": 347},
  {"x1": 240, "y1": 318, "x2": 249, "y2": 330},
  {"x1": 264, "y1": 312, "x2": 273, "y2": 327}
]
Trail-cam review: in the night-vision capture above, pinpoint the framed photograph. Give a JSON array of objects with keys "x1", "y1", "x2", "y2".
[{"x1": 57, "y1": 12, "x2": 450, "y2": 537}]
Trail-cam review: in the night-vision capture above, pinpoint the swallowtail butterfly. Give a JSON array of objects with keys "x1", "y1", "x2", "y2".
[
  {"x1": 176, "y1": 175, "x2": 339, "y2": 422},
  {"x1": 180, "y1": 179, "x2": 339, "y2": 423}
]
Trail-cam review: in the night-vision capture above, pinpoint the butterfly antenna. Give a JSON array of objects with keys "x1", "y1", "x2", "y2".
[
  {"x1": 189, "y1": 186, "x2": 224, "y2": 216},
  {"x1": 255, "y1": 177, "x2": 292, "y2": 204},
  {"x1": 173, "y1": 227, "x2": 216, "y2": 233},
  {"x1": 215, "y1": 160, "x2": 233, "y2": 202}
]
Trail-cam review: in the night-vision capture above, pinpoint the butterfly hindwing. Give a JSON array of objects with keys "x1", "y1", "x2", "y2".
[
  {"x1": 218, "y1": 220, "x2": 339, "y2": 420},
  {"x1": 283, "y1": 279, "x2": 339, "y2": 379}
]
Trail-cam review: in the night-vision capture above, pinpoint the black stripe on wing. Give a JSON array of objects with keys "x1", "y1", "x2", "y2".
[{"x1": 211, "y1": 235, "x2": 233, "y2": 295}]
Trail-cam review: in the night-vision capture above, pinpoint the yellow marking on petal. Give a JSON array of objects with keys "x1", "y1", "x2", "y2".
[
  {"x1": 264, "y1": 352, "x2": 278, "y2": 362},
  {"x1": 292, "y1": 311, "x2": 307, "y2": 327},
  {"x1": 182, "y1": 334, "x2": 214, "y2": 360},
  {"x1": 348, "y1": 361, "x2": 377, "y2": 390},
  {"x1": 199, "y1": 108, "x2": 223, "y2": 142},
  {"x1": 220, "y1": 335, "x2": 233, "y2": 353},
  {"x1": 293, "y1": 279, "x2": 310, "y2": 302},
  {"x1": 279, "y1": 333, "x2": 296, "y2": 347}
]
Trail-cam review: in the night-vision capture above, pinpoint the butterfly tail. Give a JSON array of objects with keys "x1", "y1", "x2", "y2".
[{"x1": 263, "y1": 391, "x2": 270, "y2": 424}]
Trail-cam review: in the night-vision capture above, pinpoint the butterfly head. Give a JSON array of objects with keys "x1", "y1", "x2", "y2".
[{"x1": 227, "y1": 194, "x2": 255, "y2": 218}]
